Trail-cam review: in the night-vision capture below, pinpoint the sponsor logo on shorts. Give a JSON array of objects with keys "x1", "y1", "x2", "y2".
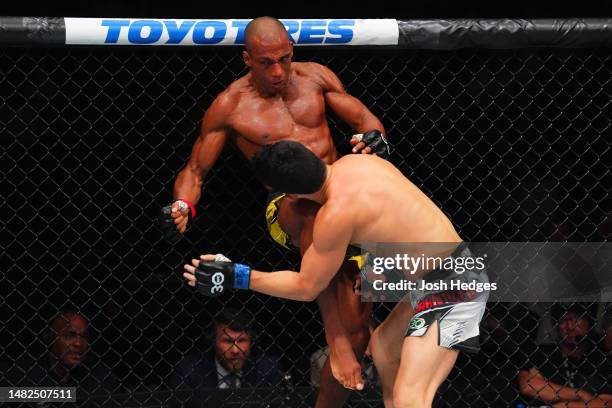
[
  {"x1": 414, "y1": 290, "x2": 477, "y2": 313},
  {"x1": 409, "y1": 317, "x2": 426, "y2": 330}
]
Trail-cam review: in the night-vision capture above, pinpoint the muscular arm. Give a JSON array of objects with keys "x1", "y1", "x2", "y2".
[
  {"x1": 313, "y1": 63, "x2": 385, "y2": 135},
  {"x1": 250, "y1": 209, "x2": 352, "y2": 301},
  {"x1": 172, "y1": 93, "x2": 233, "y2": 204}
]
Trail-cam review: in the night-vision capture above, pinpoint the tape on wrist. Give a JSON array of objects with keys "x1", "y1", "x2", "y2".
[
  {"x1": 215, "y1": 254, "x2": 232, "y2": 263},
  {"x1": 176, "y1": 199, "x2": 196, "y2": 218}
]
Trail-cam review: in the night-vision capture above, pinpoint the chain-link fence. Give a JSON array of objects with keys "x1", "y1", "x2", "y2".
[{"x1": 1, "y1": 40, "x2": 611, "y2": 408}]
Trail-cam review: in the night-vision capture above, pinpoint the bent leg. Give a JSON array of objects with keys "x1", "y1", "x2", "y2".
[
  {"x1": 369, "y1": 301, "x2": 414, "y2": 408},
  {"x1": 317, "y1": 267, "x2": 372, "y2": 395},
  {"x1": 314, "y1": 274, "x2": 370, "y2": 407},
  {"x1": 278, "y1": 197, "x2": 371, "y2": 406},
  {"x1": 392, "y1": 321, "x2": 458, "y2": 408}
]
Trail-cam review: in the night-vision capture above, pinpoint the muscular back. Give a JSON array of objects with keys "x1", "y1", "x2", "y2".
[
  {"x1": 221, "y1": 62, "x2": 337, "y2": 163},
  {"x1": 321, "y1": 155, "x2": 462, "y2": 245}
]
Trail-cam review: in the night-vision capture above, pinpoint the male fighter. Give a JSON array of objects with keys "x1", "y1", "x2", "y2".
[
  {"x1": 183, "y1": 141, "x2": 489, "y2": 408},
  {"x1": 158, "y1": 16, "x2": 388, "y2": 401}
]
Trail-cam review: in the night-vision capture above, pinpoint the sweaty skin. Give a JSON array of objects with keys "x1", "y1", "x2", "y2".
[
  {"x1": 234, "y1": 154, "x2": 462, "y2": 301},
  {"x1": 171, "y1": 17, "x2": 384, "y2": 399},
  {"x1": 172, "y1": 40, "x2": 382, "y2": 235},
  {"x1": 185, "y1": 154, "x2": 463, "y2": 407}
]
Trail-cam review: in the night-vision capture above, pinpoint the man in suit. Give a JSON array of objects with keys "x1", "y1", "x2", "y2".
[{"x1": 174, "y1": 308, "x2": 283, "y2": 389}]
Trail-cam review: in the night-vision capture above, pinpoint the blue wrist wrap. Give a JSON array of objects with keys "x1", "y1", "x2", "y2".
[{"x1": 233, "y1": 264, "x2": 251, "y2": 289}]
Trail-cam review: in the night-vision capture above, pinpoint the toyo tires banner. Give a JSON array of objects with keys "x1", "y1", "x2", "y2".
[{"x1": 64, "y1": 18, "x2": 400, "y2": 45}]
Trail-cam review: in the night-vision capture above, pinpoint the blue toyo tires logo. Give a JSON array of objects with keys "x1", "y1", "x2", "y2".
[{"x1": 100, "y1": 19, "x2": 356, "y2": 45}]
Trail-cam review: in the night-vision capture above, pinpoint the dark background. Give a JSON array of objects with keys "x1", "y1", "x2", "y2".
[
  {"x1": 2, "y1": 43, "x2": 611, "y2": 406},
  {"x1": 1, "y1": 0, "x2": 612, "y2": 19},
  {"x1": 1, "y1": 3, "x2": 611, "y2": 408}
]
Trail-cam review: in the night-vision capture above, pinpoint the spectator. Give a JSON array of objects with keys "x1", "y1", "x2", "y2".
[
  {"x1": 174, "y1": 308, "x2": 284, "y2": 389},
  {"x1": 2, "y1": 308, "x2": 119, "y2": 397},
  {"x1": 518, "y1": 304, "x2": 612, "y2": 407}
]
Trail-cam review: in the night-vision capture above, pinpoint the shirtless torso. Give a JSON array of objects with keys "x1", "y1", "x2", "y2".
[
  {"x1": 223, "y1": 63, "x2": 337, "y2": 164},
  {"x1": 172, "y1": 18, "x2": 386, "y2": 400},
  {"x1": 321, "y1": 154, "x2": 461, "y2": 246}
]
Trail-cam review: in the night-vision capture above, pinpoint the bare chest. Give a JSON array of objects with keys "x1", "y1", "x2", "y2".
[{"x1": 229, "y1": 87, "x2": 326, "y2": 144}]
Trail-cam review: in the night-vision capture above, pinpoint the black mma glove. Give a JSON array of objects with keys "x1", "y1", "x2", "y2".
[
  {"x1": 194, "y1": 255, "x2": 251, "y2": 297},
  {"x1": 158, "y1": 199, "x2": 195, "y2": 243},
  {"x1": 352, "y1": 130, "x2": 391, "y2": 159}
]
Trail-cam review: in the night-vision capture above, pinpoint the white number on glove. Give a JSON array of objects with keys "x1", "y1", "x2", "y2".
[{"x1": 211, "y1": 272, "x2": 225, "y2": 294}]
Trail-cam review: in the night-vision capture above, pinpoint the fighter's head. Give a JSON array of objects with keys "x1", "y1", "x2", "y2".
[
  {"x1": 242, "y1": 17, "x2": 293, "y2": 95},
  {"x1": 251, "y1": 141, "x2": 327, "y2": 194}
]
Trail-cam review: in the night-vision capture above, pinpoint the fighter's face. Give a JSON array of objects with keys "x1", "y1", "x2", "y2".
[
  {"x1": 214, "y1": 324, "x2": 252, "y2": 372},
  {"x1": 51, "y1": 314, "x2": 90, "y2": 369},
  {"x1": 243, "y1": 38, "x2": 293, "y2": 94}
]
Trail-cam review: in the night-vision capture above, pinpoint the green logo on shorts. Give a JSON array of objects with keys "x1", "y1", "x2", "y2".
[{"x1": 409, "y1": 317, "x2": 426, "y2": 330}]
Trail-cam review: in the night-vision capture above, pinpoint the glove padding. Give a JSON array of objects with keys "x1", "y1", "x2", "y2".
[
  {"x1": 158, "y1": 202, "x2": 191, "y2": 243},
  {"x1": 194, "y1": 260, "x2": 251, "y2": 297},
  {"x1": 159, "y1": 204, "x2": 181, "y2": 243},
  {"x1": 353, "y1": 130, "x2": 391, "y2": 159}
]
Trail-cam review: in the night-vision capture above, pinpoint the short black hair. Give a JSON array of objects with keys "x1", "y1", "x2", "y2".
[
  {"x1": 214, "y1": 307, "x2": 253, "y2": 335},
  {"x1": 251, "y1": 141, "x2": 326, "y2": 194}
]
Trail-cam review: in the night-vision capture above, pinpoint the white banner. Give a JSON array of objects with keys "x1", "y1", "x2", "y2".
[{"x1": 64, "y1": 18, "x2": 399, "y2": 46}]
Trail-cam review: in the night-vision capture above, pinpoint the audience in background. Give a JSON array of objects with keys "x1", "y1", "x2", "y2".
[
  {"x1": 518, "y1": 304, "x2": 612, "y2": 407},
  {"x1": 174, "y1": 308, "x2": 284, "y2": 389}
]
